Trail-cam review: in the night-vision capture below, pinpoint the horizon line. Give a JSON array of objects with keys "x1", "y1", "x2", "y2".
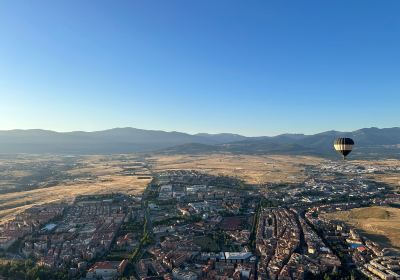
[{"x1": 0, "y1": 126, "x2": 397, "y2": 138}]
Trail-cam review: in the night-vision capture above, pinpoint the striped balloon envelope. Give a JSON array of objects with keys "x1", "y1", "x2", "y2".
[{"x1": 334, "y1": 138, "x2": 354, "y2": 159}]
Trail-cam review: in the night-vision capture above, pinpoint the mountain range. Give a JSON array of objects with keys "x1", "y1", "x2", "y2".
[{"x1": 0, "y1": 127, "x2": 399, "y2": 158}]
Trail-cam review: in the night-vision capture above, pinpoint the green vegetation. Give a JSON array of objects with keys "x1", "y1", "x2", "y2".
[
  {"x1": 129, "y1": 201, "x2": 154, "y2": 265},
  {"x1": 261, "y1": 198, "x2": 280, "y2": 208},
  {"x1": 120, "y1": 221, "x2": 144, "y2": 234},
  {"x1": 194, "y1": 236, "x2": 220, "y2": 252},
  {"x1": 208, "y1": 176, "x2": 244, "y2": 189},
  {"x1": 249, "y1": 200, "x2": 261, "y2": 250},
  {"x1": 388, "y1": 203, "x2": 400, "y2": 208},
  {"x1": 152, "y1": 216, "x2": 179, "y2": 226},
  {"x1": 219, "y1": 210, "x2": 236, "y2": 217},
  {"x1": 106, "y1": 249, "x2": 131, "y2": 261},
  {"x1": 143, "y1": 189, "x2": 158, "y2": 200},
  {"x1": 143, "y1": 179, "x2": 159, "y2": 200},
  {"x1": 75, "y1": 193, "x2": 116, "y2": 201},
  {"x1": 153, "y1": 214, "x2": 202, "y2": 227},
  {"x1": 130, "y1": 245, "x2": 142, "y2": 263},
  {"x1": 0, "y1": 260, "x2": 68, "y2": 280}
]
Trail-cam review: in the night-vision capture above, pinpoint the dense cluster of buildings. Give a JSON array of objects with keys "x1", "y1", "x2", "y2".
[
  {"x1": 132, "y1": 170, "x2": 259, "y2": 280},
  {"x1": 0, "y1": 204, "x2": 64, "y2": 250},
  {"x1": 306, "y1": 204, "x2": 399, "y2": 280},
  {"x1": 362, "y1": 257, "x2": 400, "y2": 280},
  {"x1": 320, "y1": 161, "x2": 400, "y2": 175},
  {"x1": 256, "y1": 208, "x2": 339, "y2": 279},
  {"x1": 24, "y1": 198, "x2": 127, "y2": 268},
  {"x1": 0, "y1": 194, "x2": 139, "y2": 279},
  {"x1": 1, "y1": 159, "x2": 399, "y2": 280}
]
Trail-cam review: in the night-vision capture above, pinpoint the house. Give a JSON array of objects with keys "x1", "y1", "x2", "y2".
[
  {"x1": 223, "y1": 252, "x2": 254, "y2": 264},
  {"x1": 86, "y1": 260, "x2": 128, "y2": 279},
  {"x1": 172, "y1": 268, "x2": 198, "y2": 280}
]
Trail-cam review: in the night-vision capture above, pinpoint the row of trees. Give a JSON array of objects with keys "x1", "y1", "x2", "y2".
[{"x1": 0, "y1": 259, "x2": 68, "y2": 280}]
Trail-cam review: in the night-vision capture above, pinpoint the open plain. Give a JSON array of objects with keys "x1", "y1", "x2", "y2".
[
  {"x1": 148, "y1": 153, "x2": 324, "y2": 185},
  {"x1": 0, "y1": 154, "x2": 151, "y2": 222},
  {"x1": 323, "y1": 206, "x2": 400, "y2": 250}
]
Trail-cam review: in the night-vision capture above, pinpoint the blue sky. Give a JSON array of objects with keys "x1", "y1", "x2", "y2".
[{"x1": 0, "y1": 0, "x2": 399, "y2": 136}]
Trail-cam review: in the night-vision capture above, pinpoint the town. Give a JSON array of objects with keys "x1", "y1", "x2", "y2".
[{"x1": 1, "y1": 160, "x2": 400, "y2": 280}]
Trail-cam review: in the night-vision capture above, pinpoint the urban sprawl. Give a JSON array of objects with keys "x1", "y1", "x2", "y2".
[{"x1": 1, "y1": 161, "x2": 400, "y2": 280}]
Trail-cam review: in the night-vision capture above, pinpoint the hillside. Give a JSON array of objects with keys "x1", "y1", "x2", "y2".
[
  {"x1": 160, "y1": 127, "x2": 400, "y2": 159},
  {"x1": 0, "y1": 127, "x2": 399, "y2": 158},
  {"x1": 0, "y1": 128, "x2": 241, "y2": 154}
]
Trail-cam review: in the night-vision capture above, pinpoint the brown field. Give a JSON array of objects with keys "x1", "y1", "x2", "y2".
[
  {"x1": 0, "y1": 176, "x2": 151, "y2": 222},
  {"x1": 148, "y1": 154, "x2": 323, "y2": 184},
  {"x1": 323, "y1": 206, "x2": 400, "y2": 250},
  {"x1": 2, "y1": 154, "x2": 398, "y2": 226},
  {"x1": 0, "y1": 155, "x2": 152, "y2": 223},
  {"x1": 353, "y1": 159, "x2": 400, "y2": 190},
  {"x1": 0, "y1": 153, "x2": 324, "y2": 222}
]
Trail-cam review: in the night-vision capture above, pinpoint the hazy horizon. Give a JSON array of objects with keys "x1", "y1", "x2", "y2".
[{"x1": 0, "y1": 125, "x2": 399, "y2": 138}]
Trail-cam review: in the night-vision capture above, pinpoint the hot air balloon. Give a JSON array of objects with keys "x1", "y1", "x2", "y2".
[{"x1": 334, "y1": 138, "x2": 354, "y2": 159}]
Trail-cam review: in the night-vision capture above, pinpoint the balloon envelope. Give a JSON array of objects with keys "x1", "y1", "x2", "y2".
[{"x1": 334, "y1": 138, "x2": 354, "y2": 158}]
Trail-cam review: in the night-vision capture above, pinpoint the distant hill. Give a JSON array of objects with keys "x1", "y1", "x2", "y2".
[
  {"x1": 0, "y1": 127, "x2": 399, "y2": 158},
  {"x1": 0, "y1": 128, "x2": 245, "y2": 154},
  {"x1": 194, "y1": 133, "x2": 248, "y2": 143},
  {"x1": 159, "y1": 127, "x2": 400, "y2": 159}
]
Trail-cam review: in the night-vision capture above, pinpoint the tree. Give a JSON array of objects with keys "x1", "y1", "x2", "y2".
[{"x1": 323, "y1": 273, "x2": 331, "y2": 280}]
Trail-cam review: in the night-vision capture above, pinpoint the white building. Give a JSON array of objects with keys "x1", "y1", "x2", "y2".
[
  {"x1": 172, "y1": 268, "x2": 198, "y2": 280},
  {"x1": 86, "y1": 260, "x2": 128, "y2": 279}
]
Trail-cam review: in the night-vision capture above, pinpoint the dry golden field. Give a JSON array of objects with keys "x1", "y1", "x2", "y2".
[
  {"x1": 0, "y1": 155, "x2": 152, "y2": 223},
  {"x1": 148, "y1": 154, "x2": 324, "y2": 184},
  {"x1": 359, "y1": 160, "x2": 400, "y2": 191},
  {"x1": 2, "y1": 153, "x2": 399, "y2": 228},
  {"x1": 323, "y1": 206, "x2": 400, "y2": 250},
  {"x1": 0, "y1": 153, "x2": 325, "y2": 222}
]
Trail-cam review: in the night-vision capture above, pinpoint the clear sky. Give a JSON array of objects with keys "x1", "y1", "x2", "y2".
[{"x1": 0, "y1": 1, "x2": 399, "y2": 136}]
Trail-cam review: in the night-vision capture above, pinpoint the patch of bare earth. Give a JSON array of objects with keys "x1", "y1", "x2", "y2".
[
  {"x1": 323, "y1": 206, "x2": 400, "y2": 251},
  {"x1": 0, "y1": 155, "x2": 152, "y2": 223},
  {"x1": 148, "y1": 154, "x2": 323, "y2": 184}
]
